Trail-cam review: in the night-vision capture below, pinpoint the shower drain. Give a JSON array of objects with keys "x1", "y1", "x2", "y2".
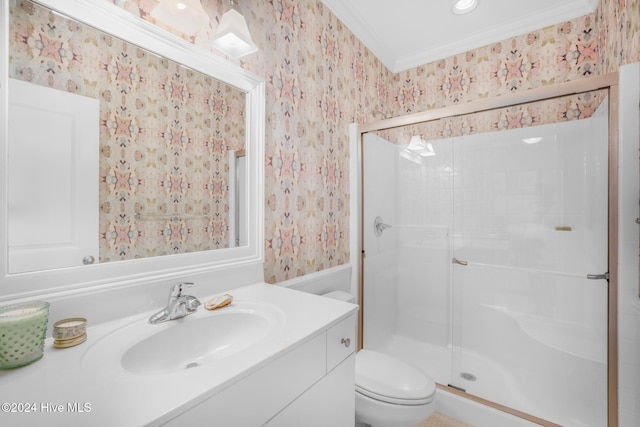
[{"x1": 460, "y1": 372, "x2": 477, "y2": 382}]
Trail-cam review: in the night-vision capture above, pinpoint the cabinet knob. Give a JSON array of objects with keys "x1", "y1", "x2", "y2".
[
  {"x1": 82, "y1": 255, "x2": 95, "y2": 265},
  {"x1": 341, "y1": 338, "x2": 351, "y2": 348}
]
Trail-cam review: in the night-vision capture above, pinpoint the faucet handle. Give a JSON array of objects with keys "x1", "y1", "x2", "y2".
[
  {"x1": 169, "y1": 282, "x2": 194, "y2": 297},
  {"x1": 185, "y1": 295, "x2": 201, "y2": 312}
]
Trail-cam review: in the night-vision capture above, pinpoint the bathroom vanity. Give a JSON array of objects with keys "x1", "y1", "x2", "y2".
[{"x1": 0, "y1": 283, "x2": 357, "y2": 426}]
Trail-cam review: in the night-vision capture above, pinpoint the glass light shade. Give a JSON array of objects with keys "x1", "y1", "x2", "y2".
[
  {"x1": 419, "y1": 142, "x2": 436, "y2": 157},
  {"x1": 406, "y1": 136, "x2": 436, "y2": 157},
  {"x1": 211, "y1": 8, "x2": 258, "y2": 58},
  {"x1": 407, "y1": 135, "x2": 427, "y2": 151},
  {"x1": 151, "y1": 0, "x2": 211, "y2": 35}
]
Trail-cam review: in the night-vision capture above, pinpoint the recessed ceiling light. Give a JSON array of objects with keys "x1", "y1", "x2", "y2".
[{"x1": 452, "y1": 0, "x2": 478, "y2": 15}]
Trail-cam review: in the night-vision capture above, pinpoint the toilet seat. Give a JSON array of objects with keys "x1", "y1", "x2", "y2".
[{"x1": 355, "y1": 350, "x2": 436, "y2": 406}]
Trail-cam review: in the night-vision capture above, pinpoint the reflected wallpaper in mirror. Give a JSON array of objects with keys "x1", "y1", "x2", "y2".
[{"x1": 9, "y1": 0, "x2": 247, "y2": 268}]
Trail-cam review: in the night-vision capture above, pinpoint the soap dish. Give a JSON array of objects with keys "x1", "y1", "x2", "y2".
[{"x1": 205, "y1": 294, "x2": 233, "y2": 310}]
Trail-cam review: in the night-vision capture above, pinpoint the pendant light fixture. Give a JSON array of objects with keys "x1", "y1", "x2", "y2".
[
  {"x1": 407, "y1": 135, "x2": 427, "y2": 151},
  {"x1": 406, "y1": 135, "x2": 436, "y2": 157},
  {"x1": 151, "y1": 0, "x2": 211, "y2": 35},
  {"x1": 211, "y1": 0, "x2": 258, "y2": 58}
]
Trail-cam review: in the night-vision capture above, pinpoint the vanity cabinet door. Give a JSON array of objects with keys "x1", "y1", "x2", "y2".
[
  {"x1": 264, "y1": 353, "x2": 355, "y2": 427},
  {"x1": 326, "y1": 314, "x2": 356, "y2": 371},
  {"x1": 161, "y1": 334, "x2": 326, "y2": 427}
]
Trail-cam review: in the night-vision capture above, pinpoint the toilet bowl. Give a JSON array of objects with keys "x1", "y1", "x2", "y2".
[
  {"x1": 322, "y1": 291, "x2": 436, "y2": 427},
  {"x1": 355, "y1": 349, "x2": 436, "y2": 427}
]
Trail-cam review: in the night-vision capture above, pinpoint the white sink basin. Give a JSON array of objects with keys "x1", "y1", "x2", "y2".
[
  {"x1": 82, "y1": 300, "x2": 285, "y2": 376},
  {"x1": 123, "y1": 311, "x2": 273, "y2": 374}
]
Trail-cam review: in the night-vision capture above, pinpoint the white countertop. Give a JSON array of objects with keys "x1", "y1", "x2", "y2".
[{"x1": 0, "y1": 283, "x2": 357, "y2": 427}]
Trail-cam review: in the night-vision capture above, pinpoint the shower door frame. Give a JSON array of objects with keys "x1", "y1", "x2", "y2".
[{"x1": 357, "y1": 72, "x2": 619, "y2": 427}]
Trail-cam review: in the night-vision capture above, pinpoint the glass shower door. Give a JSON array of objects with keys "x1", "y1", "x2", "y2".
[
  {"x1": 449, "y1": 93, "x2": 609, "y2": 426},
  {"x1": 361, "y1": 129, "x2": 455, "y2": 385}
]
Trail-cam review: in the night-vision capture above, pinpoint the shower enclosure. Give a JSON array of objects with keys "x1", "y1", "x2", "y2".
[{"x1": 359, "y1": 79, "x2": 618, "y2": 427}]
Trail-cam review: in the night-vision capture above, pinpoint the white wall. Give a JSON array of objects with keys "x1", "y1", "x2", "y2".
[{"x1": 617, "y1": 62, "x2": 640, "y2": 427}]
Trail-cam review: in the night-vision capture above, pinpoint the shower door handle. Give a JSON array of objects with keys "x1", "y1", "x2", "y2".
[{"x1": 452, "y1": 258, "x2": 468, "y2": 266}]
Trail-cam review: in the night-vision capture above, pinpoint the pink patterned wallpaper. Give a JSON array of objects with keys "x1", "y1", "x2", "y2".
[
  {"x1": 10, "y1": 0, "x2": 640, "y2": 282},
  {"x1": 387, "y1": 3, "x2": 639, "y2": 115},
  {"x1": 379, "y1": 89, "x2": 609, "y2": 148},
  {"x1": 9, "y1": 1, "x2": 246, "y2": 262},
  {"x1": 107, "y1": 0, "x2": 391, "y2": 282},
  {"x1": 245, "y1": 0, "x2": 638, "y2": 283}
]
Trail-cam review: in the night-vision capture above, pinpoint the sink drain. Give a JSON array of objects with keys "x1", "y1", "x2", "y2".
[
  {"x1": 185, "y1": 362, "x2": 200, "y2": 369},
  {"x1": 460, "y1": 372, "x2": 477, "y2": 381}
]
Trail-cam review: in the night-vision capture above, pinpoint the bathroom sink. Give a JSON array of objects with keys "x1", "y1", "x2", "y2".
[
  {"x1": 122, "y1": 311, "x2": 273, "y2": 374},
  {"x1": 82, "y1": 301, "x2": 285, "y2": 376}
]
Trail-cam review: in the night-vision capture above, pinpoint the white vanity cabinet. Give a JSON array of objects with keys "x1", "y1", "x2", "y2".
[
  {"x1": 265, "y1": 314, "x2": 356, "y2": 427},
  {"x1": 161, "y1": 313, "x2": 357, "y2": 427},
  {"x1": 1, "y1": 284, "x2": 357, "y2": 427}
]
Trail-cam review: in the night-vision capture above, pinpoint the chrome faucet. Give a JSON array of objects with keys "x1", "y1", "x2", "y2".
[{"x1": 149, "y1": 282, "x2": 201, "y2": 324}]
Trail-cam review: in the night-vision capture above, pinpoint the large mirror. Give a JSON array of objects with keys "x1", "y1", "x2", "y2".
[{"x1": 0, "y1": 0, "x2": 265, "y2": 298}]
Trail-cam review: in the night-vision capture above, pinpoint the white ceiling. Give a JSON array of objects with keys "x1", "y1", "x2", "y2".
[{"x1": 321, "y1": 0, "x2": 599, "y2": 73}]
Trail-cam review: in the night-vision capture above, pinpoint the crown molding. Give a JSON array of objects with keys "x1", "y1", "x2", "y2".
[{"x1": 322, "y1": 0, "x2": 600, "y2": 73}]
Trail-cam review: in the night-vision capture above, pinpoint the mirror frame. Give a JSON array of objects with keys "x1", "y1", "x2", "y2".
[{"x1": 0, "y1": 0, "x2": 265, "y2": 300}]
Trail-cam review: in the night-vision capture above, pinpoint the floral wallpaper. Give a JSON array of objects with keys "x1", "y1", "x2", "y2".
[
  {"x1": 10, "y1": 0, "x2": 640, "y2": 282},
  {"x1": 9, "y1": 1, "x2": 246, "y2": 262},
  {"x1": 236, "y1": 0, "x2": 638, "y2": 283},
  {"x1": 378, "y1": 89, "x2": 609, "y2": 148},
  {"x1": 387, "y1": 3, "x2": 640, "y2": 116},
  {"x1": 108, "y1": 0, "x2": 391, "y2": 282},
  {"x1": 257, "y1": 0, "x2": 636, "y2": 283}
]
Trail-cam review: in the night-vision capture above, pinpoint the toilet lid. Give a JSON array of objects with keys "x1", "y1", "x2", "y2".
[{"x1": 355, "y1": 350, "x2": 436, "y2": 405}]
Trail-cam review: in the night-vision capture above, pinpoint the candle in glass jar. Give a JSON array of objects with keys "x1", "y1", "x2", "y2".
[
  {"x1": 53, "y1": 317, "x2": 87, "y2": 340},
  {"x1": 0, "y1": 301, "x2": 50, "y2": 369}
]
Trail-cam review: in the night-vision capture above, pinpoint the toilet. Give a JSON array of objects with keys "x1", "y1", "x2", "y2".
[{"x1": 323, "y1": 291, "x2": 436, "y2": 427}]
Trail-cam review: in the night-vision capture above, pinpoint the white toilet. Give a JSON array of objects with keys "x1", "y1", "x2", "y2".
[{"x1": 323, "y1": 291, "x2": 436, "y2": 427}]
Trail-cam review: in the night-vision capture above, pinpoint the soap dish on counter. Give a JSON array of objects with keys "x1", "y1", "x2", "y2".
[
  {"x1": 53, "y1": 318, "x2": 87, "y2": 349},
  {"x1": 205, "y1": 294, "x2": 233, "y2": 311}
]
